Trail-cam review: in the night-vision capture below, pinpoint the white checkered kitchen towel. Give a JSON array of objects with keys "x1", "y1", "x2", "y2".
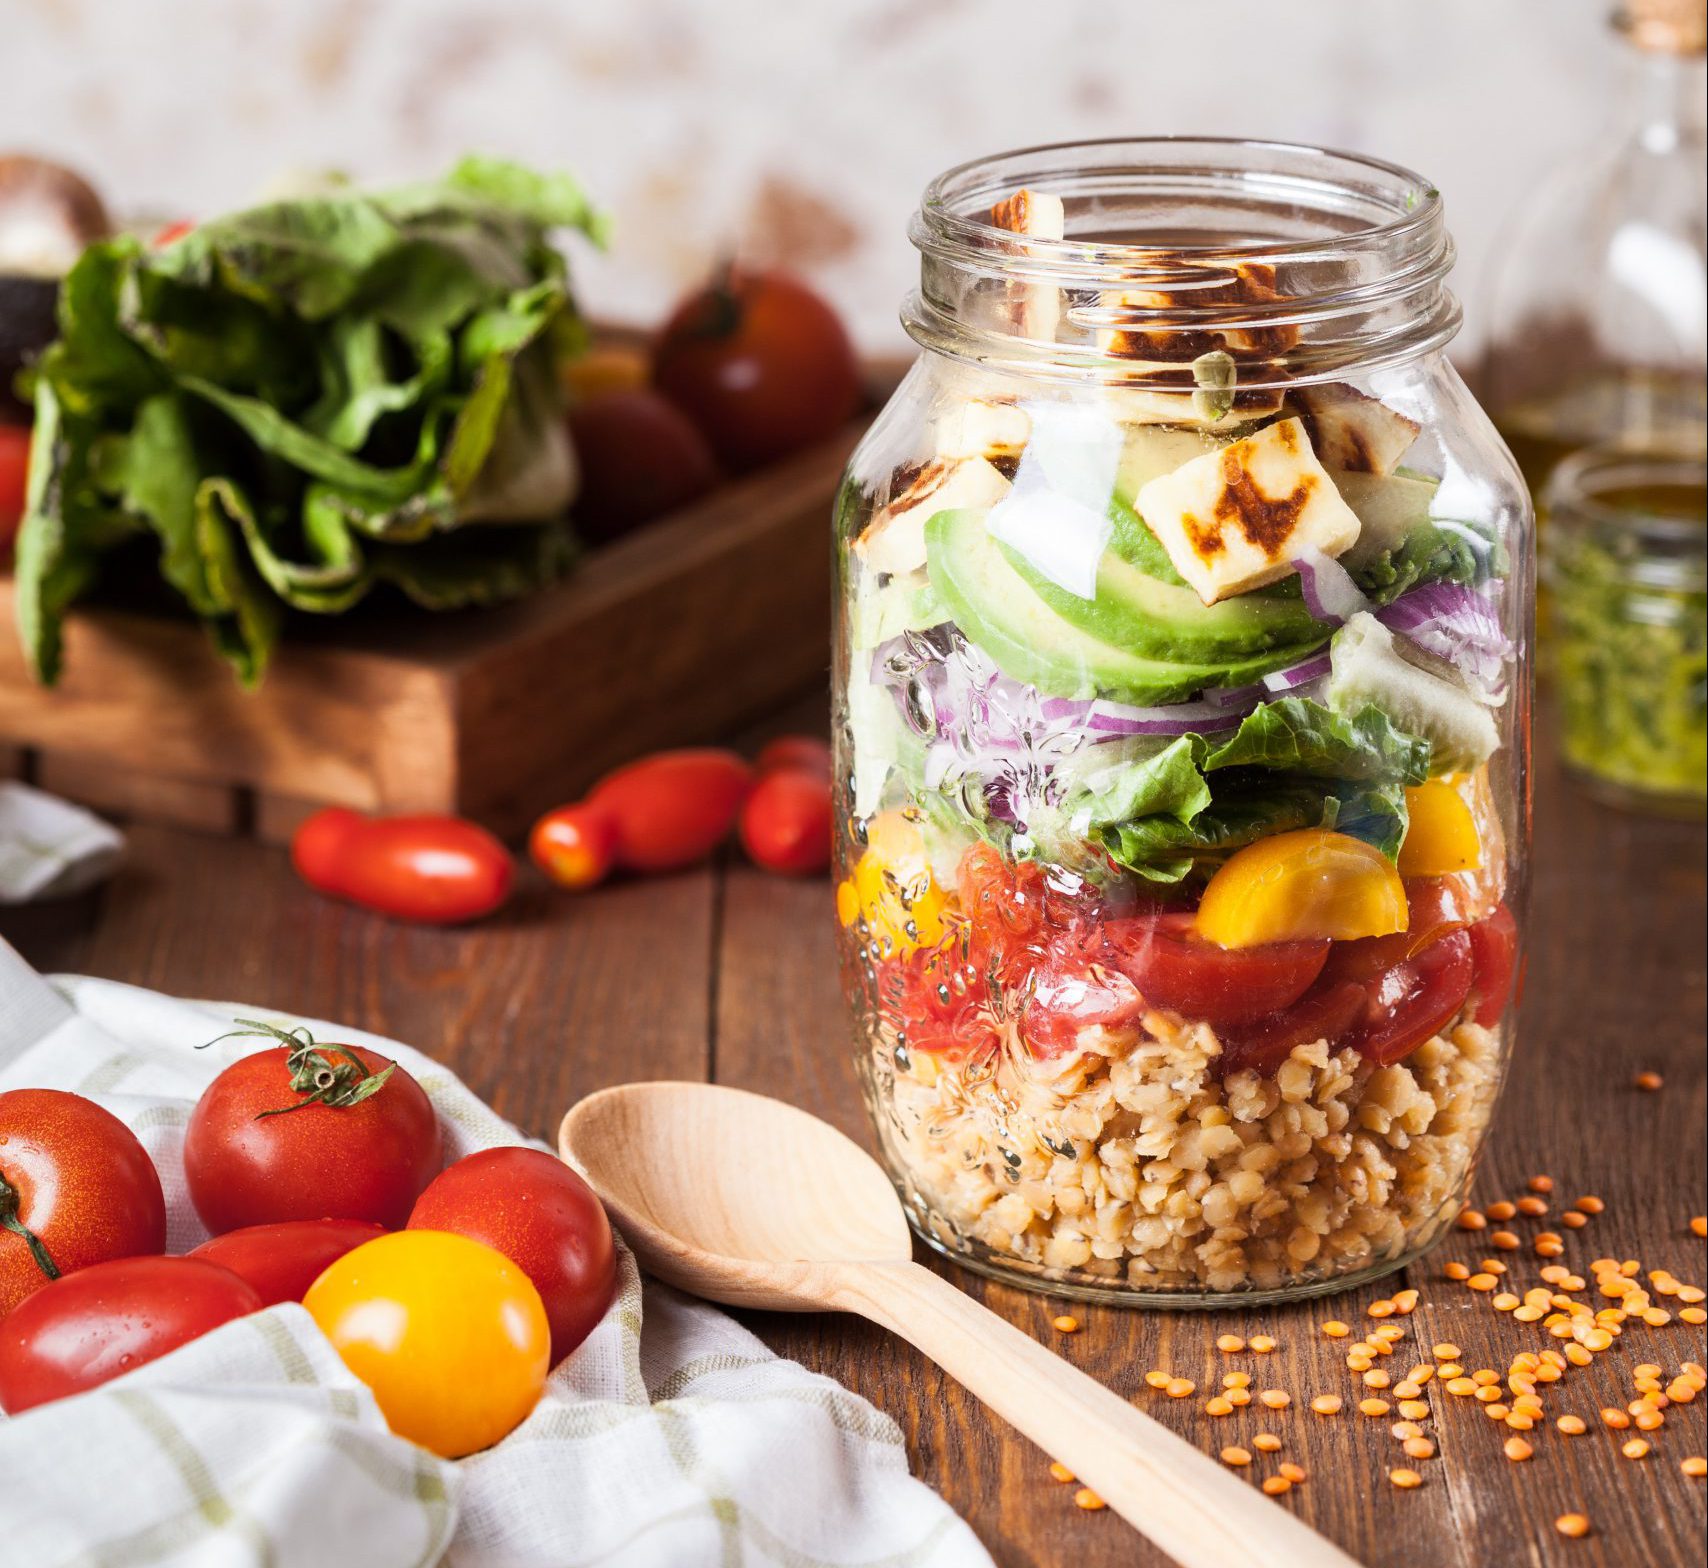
[
  {"x1": 0, "y1": 782, "x2": 125, "y2": 903},
  {"x1": 0, "y1": 941, "x2": 993, "y2": 1568}
]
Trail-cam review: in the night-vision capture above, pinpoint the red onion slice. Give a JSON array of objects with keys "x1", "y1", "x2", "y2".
[{"x1": 1293, "y1": 546, "x2": 1372, "y2": 625}]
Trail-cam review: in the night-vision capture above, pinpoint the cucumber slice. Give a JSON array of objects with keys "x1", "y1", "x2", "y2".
[{"x1": 1328, "y1": 613, "x2": 1499, "y2": 773}]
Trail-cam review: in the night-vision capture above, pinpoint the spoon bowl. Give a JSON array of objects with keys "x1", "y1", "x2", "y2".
[
  {"x1": 561, "y1": 1081, "x2": 910, "y2": 1309},
  {"x1": 561, "y1": 1079, "x2": 1364, "y2": 1568}
]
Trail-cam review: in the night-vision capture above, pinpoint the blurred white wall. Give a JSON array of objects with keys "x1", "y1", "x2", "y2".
[{"x1": 1, "y1": 0, "x2": 1617, "y2": 358}]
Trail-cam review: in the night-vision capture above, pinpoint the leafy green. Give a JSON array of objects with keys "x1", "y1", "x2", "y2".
[
  {"x1": 1353, "y1": 518, "x2": 1505, "y2": 605},
  {"x1": 15, "y1": 157, "x2": 603, "y2": 686},
  {"x1": 1075, "y1": 697, "x2": 1429, "y2": 882}
]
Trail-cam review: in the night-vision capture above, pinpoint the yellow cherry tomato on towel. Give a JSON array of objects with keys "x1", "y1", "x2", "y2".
[
  {"x1": 1195, "y1": 829, "x2": 1408, "y2": 949},
  {"x1": 305, "y1": 1230, "x2": 550, "y2": 1458}
]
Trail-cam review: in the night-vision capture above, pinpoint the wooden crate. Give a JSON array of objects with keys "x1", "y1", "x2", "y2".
[{"x1": 0, "y1": 423, "x2": 860, "y2": 842}]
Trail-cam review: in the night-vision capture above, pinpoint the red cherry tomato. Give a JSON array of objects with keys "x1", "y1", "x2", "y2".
[
  {"x1": 1102, "y1": 914, "x2": 1330, "y2": 1024},
  {"x1": 0, "y1": 423, "x2": 29, "y2": 555},
  {"x1": 567, "y1": 387, "x2": 718, "y2": 544},
  {"x1": 653, "y1": 269, "x2": 861, "y2": 471},
  {"x1": 407, "y1": 1148, "x2": 616, "y2": 1366},
  {"x1": 289, "y1": 806, "x2": 364, "y2": 892},
  {"x1": 0, "y1": 1088, "x2": 166, "y2": 1320},
  {"x1": 188, "y1": 1219, "x2": 386, "y2": 1307},
  {"x1": 1466, "y1": 904, "x2": 1520, "y2": 1027},
  {"x1": 184, "y1": 1029, "x2": 442, "y2": 1235},
  {"x1": 291, "y1": 810, "x2": 514, "y2": 924},
  {"x1": 0, "y1": 1256, "x2": 261, "y2": 1413},
  {"x1": 1217, "y1": 982, "x2": 1369, "y2": 1079},
  {"x1": 755, "y1": 735, "x2": 832, "y2": 777},
  {"x1": 1340, "y1": 929, "x2": 1476, "y2": 1066},
  {"x1": 739, "y1": 769, "x2": 832, "y2": 876},
  {"x1": 587, "y1": 749, "x2": 755, "y2": 873},
  {"x1": 529, "y1": 802, "x2": 618, "y2": 891}
]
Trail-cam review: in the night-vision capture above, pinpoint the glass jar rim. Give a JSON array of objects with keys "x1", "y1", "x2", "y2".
[
  {"x1": 904, "y1": 137, "x2": 1460, "y2": 384},
  {"x1": 914, "y1": 136, "x2": 1446, "y2": 274},
  {"x1": 1544, "y1": 443, "x2": 1707, "y2": 590}
]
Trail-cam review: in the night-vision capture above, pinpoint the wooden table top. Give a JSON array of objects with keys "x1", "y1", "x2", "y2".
[{"x1": 3, "y1": 716, "x2": 1703, "y2": 1568}]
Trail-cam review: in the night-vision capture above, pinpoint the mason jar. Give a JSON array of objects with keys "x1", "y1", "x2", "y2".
[{"x1": 832, "y1": 139, "x2": 1533, "y2": 1305}]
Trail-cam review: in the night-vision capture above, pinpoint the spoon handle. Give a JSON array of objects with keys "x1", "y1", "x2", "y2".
[{"x1": 833, "y1": 1260, "x2": 1365, "y2": 1568}]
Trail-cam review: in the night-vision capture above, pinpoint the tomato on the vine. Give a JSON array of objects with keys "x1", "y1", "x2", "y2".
[
  {"x1": 408, "y1": 1148, "x2": 616, "y2": 1365},
  {"x1": 0, "y1": 1088, "x2": 166, "y2": 1319},
  {"x1": 189, "y1": 1219, "x2": 386, "y2": 1307},
  {"x1": 0, "y1": 1257, "x2": 260, "y2": 1413},
  {"x1": 184, "y1": 1021, "x2": 442, "y2": 1234},
  {"x1": 567, "y1": 387, "x2": 718, "y2": 543},
  {"x1": 653, "y1": 269, "x2": 861, "y2": 471}
]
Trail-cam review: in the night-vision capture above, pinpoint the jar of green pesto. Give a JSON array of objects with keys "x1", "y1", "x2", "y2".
[{"x1": 1543, "y1": 447, "x2": 1707, "y2": 817}]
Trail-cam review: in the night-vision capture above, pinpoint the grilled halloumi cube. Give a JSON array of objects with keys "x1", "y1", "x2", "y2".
[
  {"x1": 934, "y1": 397, "x2": 1030, "y2": 463},
  {"x1": 855, "y1": 456, "x2": 1011, "y2": 577},
  {"x1": 1098, "y1": 261, "x2": 1300, "y2": 362},
  {"x1": 1134, "y1": 417, "x2": 1361, "y2": 604},
  {"x1": 1101, "y1": 377, "x2": 1285, "y2": 430},
  {"x1": 990, "y1": 187, "x2": 1064, "y2": 342},
  {"x1": 1286, "y1": 382, "x2": 1420, "y2": 474}
]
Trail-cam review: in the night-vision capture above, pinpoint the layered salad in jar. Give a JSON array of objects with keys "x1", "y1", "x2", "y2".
[{"x1": 835, "y1": 219, "x2": 1523, "y2": 1301}]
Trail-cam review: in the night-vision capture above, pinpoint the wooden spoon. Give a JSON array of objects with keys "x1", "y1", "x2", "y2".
[{"x1": 560, "y1": 1081, "x2": 1365, "y2": 1568}]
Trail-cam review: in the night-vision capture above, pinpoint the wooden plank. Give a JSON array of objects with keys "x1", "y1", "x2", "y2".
[
  {"x1": 0, "y1": 826, "x2": 716, "y2": 1130},
  {"x1": 33, "y1": 753, "x2": 242, "y2": 834},
  {"x1": 0, "y1": 743, "x2": 26, "y2": 780}
]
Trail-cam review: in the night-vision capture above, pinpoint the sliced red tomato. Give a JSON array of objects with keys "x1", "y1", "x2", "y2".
[
  {"x1": 1102, "y1": 913, "x2": 1329, "y2": 1024},
  {"x1": 1342, "y1": 929, "x2": 1475, "y2": 1065},
  {"x1": 1466, "y1": 904, "x2": 1520, "y2": 1027},
  {"x1": 1217, "y1": 982, "x2": 1369, "y2": 1079},
  {"x1": 1020, "y1": 951, "x2": 1144, "y2": 1061},
  {"x1": 883, "y1": 940, "x2": 998, "y2": 1062}
]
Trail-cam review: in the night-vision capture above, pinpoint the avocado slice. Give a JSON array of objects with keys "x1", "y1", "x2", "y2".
[
  {"x1": 925, "y1": 507, "x2": 1330, "y2": 706},
  {"x1": 1004, "y1": 499, "x2": 1325, "y2": 660}
]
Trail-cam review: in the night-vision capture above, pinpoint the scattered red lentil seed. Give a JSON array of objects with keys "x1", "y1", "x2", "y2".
[
  {"x1": 1220, "y1": 1446, "x2": 1252, "y2": 1468},
  {"x1": 1389, "y1": 1468, "x2": 1423, "y2": 1489},
  {"x1": 1403, "y1": 1436, "x2": 1435, "y2": 1460},
  {"x1": 1073, "y1": 1487, "x2": 1105, "y2": 1511},
  {"x1": 1682, "y1": 1457, "x2": 1707, "y2": 1478},
  {"x1": 1457, "y1": 1207, "x2": 1488, "y2": 1231},
  {"x1": 1144, "y1": 1370, "x2": 1171, "y2": 1389},
  {"x1": 1048, "y1": 1461, "x2": 1075, "y2": 1483},
  {"x1": 1261, "y1": 1476, "x2": 1293, "y2": 1497},
  {"x1": 1392, "y1": 1290, "x2": 1420, "y2": 1314},
  {"x1": 1622, "y1": 1439, "x2": 1651, "y2": 1460},
  {"x1": 1517, "y1": 1196, "x2": 1550, "y2": 1217},
  {"x1": 1487, "y1": 1201, "x2": 1517, "y2": 1221},
  {"x1": 1633, "y1": 1070, "x2": 1663, "y2": 1090},
  {"x1": 1205, "y1": 1396, "x2": 1234, "y2": 1418},
  {"x1": 1504, "y1": 1437, "x2": 1534, "y2": 1462},
  {"x1": 1252, "y1": 1433, "x2": 1283, "y2": 1453},
  {"x1": 1278, "y1": 1463, "x2": 1306, "y2": 1484},
  {"x1": 1392, "y1": 1420, "x2": 1424, "y2": 1440},
  {"x1": 1468, "y1": 1274, "x2": 1499, "y2": 1292},
  {"x1": 1691, "y1": 1215, "x2": 1706, "y2": 1238},
  {"x1": 1506, "y1": 1414, "x2": 1536, "y2": 1432},
  {"x1": 1556, "y1": 1414, "x2": 1587, "y2": 1435},
  {"x1": 1215, "y1": 1334, "x2": 1245, "y2": 1353},
  {"x1": 1635, "y1": 1409, "x2": 1665, "y2": 1431},
  {"x1": 1398, "y1": 1400, "x2": 1431, "y2": 1420},
  {"x1": 1444, "y1": 1261, "x2": 1472, "y2": 1281},
  {"x1": 1490, "y1": 1231, "x2": 1521, "y2": 1251},
  {"x1": 1249, "y1": 1335, "x2": 1277, "y2": 1353},
  {"x1": 1226, "y1": 1388, "x2": 1253, "y2": 1408},
  {"x1": 1576, "y1": 1196, "x2": 1605, "y2": 1214},
  {"x1": 1555, "y1": 1514, "x2": 1592, "y2": 1539},
  {"x1": 1683, "y1": 1308, "x2": 1707, "y2": 1325},
  {"x1": 1436, "y1": 1362, "x2": 1465, "y2": 1379},
  {"x1": 1310, "y1": 1395, "x2": 1344, "y2": 1415},
  {"x1": 1484, "y1": 1404, "x2": 1511, "y2": 1422},
  {"x1": 1322, "y1": 1320, "x2": 1350, "y2": 1338},
  {"x1": 1360, "y1": 1398, "x2": 1392, "y2": 1417},
  {"x1": 1223, "y1": 1371, "x2": 1251, "y2": 1389},
  {"x1": 1052, "y1": 1315, "x2": 1080, "y2": 1333},
  {"x1": 1165, "y1": 1378, "x2": 1195, "y2": 1398},
  {"x1": 1562, "y1": 1211, "x2": 1588, "y2": 1229},
  {"x1": 1259, "y1": 1390, "x2": 1291, "y2": 1410}
]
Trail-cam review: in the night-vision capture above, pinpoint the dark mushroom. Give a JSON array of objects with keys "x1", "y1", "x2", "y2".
[{"x1": 0, "y1": 155, "x2": 110, "y2": 418}]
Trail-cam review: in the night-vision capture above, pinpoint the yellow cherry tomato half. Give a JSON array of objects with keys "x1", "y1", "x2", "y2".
[
  {"x1": 1196, "y1": 829, "x2": 1409, "y2": 949},
  {"x1": 305, "y1": 1229, "x2": 550, "y2": 1458},
  {"x1": 1397, "y1": 779, "x2": 1482, "y2": 877},
  {"x1": 837, "y1": 810, "x2": 949, "y2": 958}
]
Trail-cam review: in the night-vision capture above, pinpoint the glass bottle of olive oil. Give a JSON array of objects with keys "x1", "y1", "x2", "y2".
[{"x1": 1485, "y1": 0, "x2": 1707, "y2": 502}]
